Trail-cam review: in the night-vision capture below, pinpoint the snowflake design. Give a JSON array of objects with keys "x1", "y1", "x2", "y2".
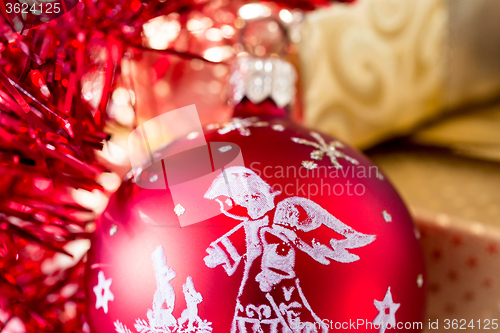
[
  {"x1": 207, "y1": 117, "x2": 268, "y2": 136},
  {"x1": 301, "y1": 161, "x2": 318, "y2": 170},
  {"x1": 291, "y1": 131, "x2": 359, "y2": 169},
  {"x1": 115, "y1": 321, "x2": 133, "y2": 333}
]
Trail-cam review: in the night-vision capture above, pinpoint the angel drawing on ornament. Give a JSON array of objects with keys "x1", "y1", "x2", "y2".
[{"x1": 204, "y1": 166, "x2": 376, "y2": 333}]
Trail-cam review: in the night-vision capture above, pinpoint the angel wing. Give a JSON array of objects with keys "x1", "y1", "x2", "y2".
[{"x1": 274, "y1": 197, "x2": 375, "y2": 264}]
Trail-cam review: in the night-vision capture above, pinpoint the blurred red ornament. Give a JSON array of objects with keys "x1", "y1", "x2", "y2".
[{"x1": 86, "y1": 56, "x2": 425, "y2": 332}]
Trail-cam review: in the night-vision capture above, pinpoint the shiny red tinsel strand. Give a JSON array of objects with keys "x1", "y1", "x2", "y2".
[
  {"x1": 0, "y1": 0, "x2": 352, "y2": 331},
  {"x1": 0, "y1": 1, "x2": 206, "y2": 331}
]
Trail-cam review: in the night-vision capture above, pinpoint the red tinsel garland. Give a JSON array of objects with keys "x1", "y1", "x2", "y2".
[{"x1": 0, "y1": 0, "x2": 351, "y2": 331}]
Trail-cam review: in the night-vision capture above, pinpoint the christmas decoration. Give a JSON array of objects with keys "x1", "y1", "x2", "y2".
[
  {"x1": 0, "y1": 0, "x2": 233, "y2": 331},
  {"x1": 86, "y1": 110, "x2": 426, "y2": 332},
  {"x1": 0, "y1": 0, "x2": 380, "y2": 331},
  {"x1": 86, "y1": 52, "x2": 425, "y2": 332},
  {"x1": 0, "y1": 3, "x2": 110, "y2": 332}
]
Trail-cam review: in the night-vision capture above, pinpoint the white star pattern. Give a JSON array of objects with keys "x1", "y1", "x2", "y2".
[
  {"x1": 93, "y1": 270, "x2": 114, "y2": 314},
  {"x1": 373, "y1": 287, "x2": 400, "y2": 333}
]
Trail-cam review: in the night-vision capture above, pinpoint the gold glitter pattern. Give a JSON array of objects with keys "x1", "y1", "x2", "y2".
[
  {"x1": 292, "y1": 132, "x2": 359, "y2": 169},
  {"x1": 301, "y1": 161, "x2": 318, "y2": 170},
  {"x1": 207, "y1": 117, "x2": 269, "y2": 136}
]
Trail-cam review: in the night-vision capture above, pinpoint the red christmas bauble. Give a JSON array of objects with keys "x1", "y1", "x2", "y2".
[{"x1": 86, "y1": 102, "x2": 425, "y2": 333}]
